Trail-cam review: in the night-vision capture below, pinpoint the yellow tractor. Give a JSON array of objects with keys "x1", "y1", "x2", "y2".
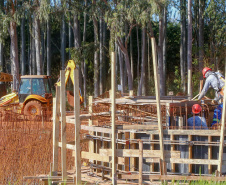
[
  {"x1": 0, "y1": 72, "x2": 13, "y2": 97},
  {"x1": 0, "y1": 60, "x2": 83, "y2": 116},
  {"x1": 55, "y1": 60, "x2": 83, "y2": 106},
  {"x1": 0, "y1": 75, "x2": 52, "y2": 116}
]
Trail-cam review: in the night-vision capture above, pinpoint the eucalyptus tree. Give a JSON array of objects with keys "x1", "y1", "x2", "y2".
[
  {"x1": 180, "y1": 0, "x2": 186, "y2": 93},
  {"x1": 46, "y1": 0, "x2": 51, "y2": 76},
  {"x1": 0, "y1": 1, "x2": 21, "y2": 90},
  {"x1": 106, "y1": 0, "x2": 167, "y2": 93},
  {"x1": 198, "y1": 0, "x2": 204, "y2": 91},
  {"x1": 0, "y1": 0, "x2": 4, "y2": 72},
  {"x1": 61, "y1": 0, "x2": 66, "y2": 70},
  {"x1": 187, "y1": 0, "x2": 192, "y2": 99},
  {"x1": 83, "y1": 0, "x2": 87, "y2": 107},
  {"x1": 21, "y1": 0, "x2": 26, "y2": 75},
  {"x1": 205, "y1": 0, "x2": 226, "y2": 70}
]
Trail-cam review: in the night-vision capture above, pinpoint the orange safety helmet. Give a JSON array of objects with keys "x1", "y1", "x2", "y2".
[
  {"x1": 192, "y1": 104, "x2": 202, "y2": 114},
  {"x1": 202, "y1": 67, "x2": 212, "y2": 78}
]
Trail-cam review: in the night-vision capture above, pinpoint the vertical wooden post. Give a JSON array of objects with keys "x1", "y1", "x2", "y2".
[
  {"x1": 179, "y1": 117, "x2": 183, "y2": 129},
  {"x1": 111, "y1": 52, "x2": 117, "y2": 185},
  {"x1": 188, "y1": 135, "x2": 192, "y2": 173},
  {"x1": 89, "y1": 96, "x2": 94, "y2": 164},
  {"x1": 151, "y1": 37, "x2": 166, "y2": 175},
  {"x1": 60, "y1": 70, "x2": 67, "y2": 180},
  {"x1": 150, "y1": 134, "x2": 155, "y2": 173},
  {"x1": 166, "y1": 103, "x2": 170, "y2": 127},
  {"x1": 52, "y1": 86, "x2": 60, "y2": 174},
  {"x1": 170, "y1": 134, "x2": 175, "y2": 172},
  {"x1": 125, "y1": 132, "x2": 130, "y2": 171},
  {"x1": 139, "y1": 140, "x2": 143, "y2": 185},
  {"x1": 74, "y1": 69, "x2": 81, "y2": 184},
  {"x1": 130, "y1": 132, "x2": 136, "y2": 171},
  {"x1": 217, "y1": 66, "x2": 226, "y2": 175},
  {"x1": 208, "y1": 136, "x2": 212, "y2": 174}
]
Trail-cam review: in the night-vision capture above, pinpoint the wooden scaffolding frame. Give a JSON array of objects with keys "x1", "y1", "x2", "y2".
[{"x1": 49, "y1": 53, "x2": 226, "y2": 185}]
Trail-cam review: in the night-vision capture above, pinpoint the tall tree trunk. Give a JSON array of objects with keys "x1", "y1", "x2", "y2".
[
  {"x1": 130, "y1": 33, "x2": 133, "y2": 81},
  {"x1": 187, "y1": 0, "x2": 193, "y2": 99},
  {"x1": 147, "y1": 37, "x2": 150, "y2": 82},
  {"x1": 10, "y1": 21, "x2": 19, "y2": 91},
  {"x1": 0, "y1": 41, "x2": 3, "y2": 72},
  {"x1": 99, "y1": 17, "x2": 103, "y2": 95},
  {"x1": 93, "y1": 14, "x2": 99, "y2": 97},
  {"x1": 117, "y1": 37, "x2": 133, "y2": 91},
  {"x1": 138, "y1": 28, "x2": 147, "y2": 96},
  {"x1": 32, "y1": 19, "x2": 36, "y2": 75},
  {"x1": 68, "y1": 1, "x2": 72, "y2": 59},
  {"x1": 47, "y1": 19, "x2": 51, "y2": 76},
  {"x1": 21, "y1": 8, "x2": 26, "y2": 75},
  {"x1": 103, "y1": 22, "x2": 107, "y2": 92},
  {"x1": 158, "y1": 8, "x2": 164, "y2": 96},
  {"x1": 118, "y1": 45, "x2": 124, "y2": 94},
  {"x1": 199, "y1": 0, "x2": 204, "y2": 90},
  {"x1": 0, "y1": 0, "x2": 3, "y2": 72},
  {"x1": 61, "y1": 14, "x2": 66, "y2": 70},
  {"x1": 163, "y1": 6, "x2": 167, "y2": 95},
  {"x1": 41, "y1": 30, "x2": 45, "y2": 74},
  {"x1": 180, "y1": 0, "x2": 186, "y2": 93},
  {"x1": 83, "y1": 0, "x2": 87, "y2": 107},
  {"x1": 73, "y1": 14, "x2": 82, "y2": 90},
  {"x1": 136, "y1": 26, "x2": 140, "y2": 91},
  {"x1": 34, "y1": 14, "x2": 42, "y2": 75}
]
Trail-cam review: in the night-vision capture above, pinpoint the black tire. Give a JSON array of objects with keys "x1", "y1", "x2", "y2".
[{"x1": 24, "y1": 100, "x2": 42, "y2": 116}]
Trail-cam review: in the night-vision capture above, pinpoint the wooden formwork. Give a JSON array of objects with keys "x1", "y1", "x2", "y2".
[{"x1": 30, "y1": 52, "x2": 226, "y2": 184}]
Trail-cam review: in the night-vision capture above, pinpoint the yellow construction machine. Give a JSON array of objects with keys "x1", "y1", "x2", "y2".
[
  {"x1": 55, "y1": 60, "x2": 83, "y2": 106},
  {"x1": 0, "y1": 72, "x2": 13, "y2": 97},
  {"x1": 0, "y1": 75, "x2": 52, "y2": 116},
  {"x1": 0, "y1": 60, "x2": 83, "y2": 116}
]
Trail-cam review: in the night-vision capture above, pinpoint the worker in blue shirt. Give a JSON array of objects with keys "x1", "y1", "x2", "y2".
[
  {"x1": 198, "y1": 67, "x2": 225, "y2": 102},
  {"x1": 187, "y1": 104, "x2": 208, "y2": 129},
  {"x1": 211, "y1": 103, "x2": 223, "y2": 127}
]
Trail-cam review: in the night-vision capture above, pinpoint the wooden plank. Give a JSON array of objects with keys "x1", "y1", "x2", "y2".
[
  {"x1": 188, "y1": 135, "x2": 192, "y2": 173},
  {"x1": 217, "y1": 66, "x2": 226, "y2": 175},
  {"x1": 151, "y1": 37, "x2": 166, "y2": 175},
  {"x1": 81, "y1": 125, "x2": 112, "y2": 134},
  {"x1": 170, "y1": 134, "x2": 175, "y2": 172},
  {"x1": 74, "y1": 69, "x2": 81, "y2": 184},
  {"x1": 208, "y1": 136, "x2": 212, "y2": 174},
  {"x1": 117, "y1": 125, "x2": 158, "y2": 130},
  {"x1": 147, "y1": 129, "x2": 221, "y2": 136},
  {"x1": 111, "y1": 52, "x2": 116, "y2": 185},
  {"x1": 60, "y1": 70, "x2": 67, "y2": 180},
  {"x1": 125, "y1": 132, "x2": 130, "y2": 171},
  {"x1": 121, "y1": 174, "x2": 226, "y2": 181},
  {"x1": 130, "y1": 132, "x2": 136, "y2": 171},
  {"x1": 52, "y1": 86, "x2": 60, "y2": 173},
  {"x1": 139, "y1": 140, "x2": 143, "y2": 185},
  {"x1": 146, "y1": 158, "x2": 219, "y2": 165},
  {"x1": 99, "y1": 149, "x2": 180, "y2": 158},
  {"x1": 81, "y1": 151, "x2": 110, "y2": 162},
  {"x1": 88, "y1": 96, "x2": 94, "y2": 164},
  {"x1": 150, "y1": 134, "x2": 155, "y2": 173}
]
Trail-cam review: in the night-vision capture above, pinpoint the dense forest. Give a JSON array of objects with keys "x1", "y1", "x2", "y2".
[{"x1": 0, "y1": 0, "x2": 225, "y2": 107}]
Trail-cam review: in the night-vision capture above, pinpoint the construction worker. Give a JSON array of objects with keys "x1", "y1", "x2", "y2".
[
  {"x1": 211, "y1": 103, "x2": 223, "y2": 127},
  {"x1": 187, "y1": 104, "x2": 208, "y2": 129},
  {"x1": 197, "y1": 67, "x2": 225, "y2": 102}
]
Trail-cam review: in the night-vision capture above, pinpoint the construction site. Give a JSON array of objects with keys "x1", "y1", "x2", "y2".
[{"x1": 0, "y1": 52, "x2": 226, "y2": 185}]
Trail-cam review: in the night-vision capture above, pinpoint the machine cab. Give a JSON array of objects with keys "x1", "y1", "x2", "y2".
[{"x1": 18, "y1": 75, "x2": 51, "y2": 103}]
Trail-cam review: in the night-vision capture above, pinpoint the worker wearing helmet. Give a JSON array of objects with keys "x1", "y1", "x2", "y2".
[
  {"x1": 197, "y1": 67, "x2": 225, "y2": 102},
  {"x1": 187, "y1": 104, "x2": 208, "y2": 129}
]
